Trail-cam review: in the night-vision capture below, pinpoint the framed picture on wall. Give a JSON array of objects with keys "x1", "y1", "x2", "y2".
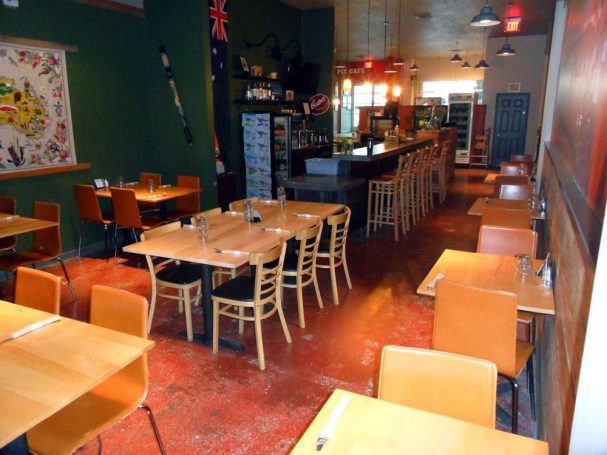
[
  {"x1": 239, "y1": 56, "x2": 250, "y2": 73},
  {"x1": 508, "y1": 83, "x2": 521, "y2": 92}
]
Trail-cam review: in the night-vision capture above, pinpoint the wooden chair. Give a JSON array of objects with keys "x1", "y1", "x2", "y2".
[
  {"x1": 469, "y1": 134, "x2": 489, "y2": 169},
  {"x1": 510, "y1": 154, "x2": 533, "y2": 163},
  {"x1": 494, "y1": 175, "x2": 529, "y2": 197},
  {"x1": 316, "y1": 207, "x2": 352, "y2": 306},
  {"x1": 403, "y1": 150, "x2": 421, "y2": 227},
  {"x1": 211, "y1": 242, "x2": 291, "y2": 371},
  {"x1": 499, "y1": 184, "x2": 534, "y2": 201},
  {"x1": 281, "y1": 221, "x2": 323, "y2": 328},
  {"x1": 433, "y1": 280, "x2": 534, "y2": 434},
  {"x1": 14, "y1": 267, "x2": 61, "y2": 315},
  {"x1": 110, "y1": 187, "x2": 164, "y2": 258},
  {"x1": 141, "y1": 222, "x2": 202, "y2": 341},
  {"x1": 417, "y1": 147, "x2": 432, "y2": 217},
  {"x1": 477, "y1": 225, "x2": 538, "y2": 345},
  {"x1": 73, "y1": 184, "x2": 114, "y2": 258},
  {"x1": 378, "y1": 345, "x2": 497, "y2": 428},
  {"x1": 228, "y1": 197, "x2": 259, "y2": 212},
  {"x1": 0, "y1": 195, "x2": 17, "y2": 255},
  {"x1": 367, "y1": 154, "x2": 409, "y2": 240},
  {"x1": 27, "y1": 285, "x2": 166, "y2": 455},
  {"x1": 166, "y1": 175, "x2": 202, "y2": 222},
  {"x1": 0, "y1": 201, "x2": 77, "y2": 305},
  {"x1": 431, "y1": 143, "x2": 448, "y2": 205},
  {"x1": 481, "y1": 207, "x2": 531, "y2": 229}
]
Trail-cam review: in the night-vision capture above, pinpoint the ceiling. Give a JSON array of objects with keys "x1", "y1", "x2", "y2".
[{"x1": 280, "y1": 0, "x2": 557, "y2": 61}]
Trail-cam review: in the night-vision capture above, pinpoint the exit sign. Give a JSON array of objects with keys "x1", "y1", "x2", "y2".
[{"x1": 505, "y1": 17, "x2": 522, "y2": 33}]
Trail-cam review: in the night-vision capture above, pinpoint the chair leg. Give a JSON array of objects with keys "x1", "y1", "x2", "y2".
[
  {"x1": 78, "y1": 222, "x2": 84, "y2": 257},
  {"x1": 238, "y1": 306, "x2": 244, "y2": 335},
  {"x1": 313, "y1": 269, "x2": 323, "y2": 309},
  {"x1": 342, "y1": 254, "x2": 353, "y2": 290},
  {"x1": 212, "y1": 299, "x2": 220, "y2": 354},
  {"x1": 147, "y1": 281, "x2": 158, "y2": 334},
  {"x1": 296, "y1": 279, "x2": 305, "y2": 328},
  {"x1": 503, "y1": 375, "x2": 519, "y2": 434},
  {"x1": 56, "y1": 257, "x2": 77, "y2": 306},
  {"x1": 97, "y1": 434, "x2": 103, "y2": 455},
  {"x1": 103, "y1": 225, "x2": 110, "y2": 261},
  {"x1": 527, "y1": 355, "x2": 536, "y2": 420},
  {"x1": 366, "y1": 182, "x2": 373, "y2": 237},
  {"x1": 329, "y1": 257, "x2": 339, "y2": 305},
  {"x1": 253, "y1": 305, "x2": 266, "y2": 370},
  {"x1": 276, "y1": 292, "x2": 292, "y2": 344},
  {"x1": 114, "y1": 225, "x2": 119, "y2": 259},
  {"x1": 138, "y1": 403, "x2": 167, "y2": 455},
  {"x1": 183, "y1": 289, "x2": 193, "y2": 342}
]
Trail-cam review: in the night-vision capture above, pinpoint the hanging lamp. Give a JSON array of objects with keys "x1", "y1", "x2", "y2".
[
  {"x1": 497, "y1": 40, "x2": 516, "y2": 56},
  {"x1": 461, "y1": 60, "x2": 472, "y2": 69},
  {"x1": 450, "y1": 41, "x2": 463, "y2": 63},
  {"x1": 393, "y1": 0, "x2": 404, "y2": 65},
  {"x1": 334, "y1": 25, "x2": 346, "y2": 68},
  {"x1": 342, "y1": 0, "x2": 352, "y2": 94},
  {"x1": 364, "y1": 0, "x2": 373, "y2": 70},
  {"x1": 475, "y1": 30, "x2": 490, "y2": 69},
  {"x1": 410, "y1": 58, "x2": 420, "y2": 71},
  {"x1": 470, "y1": 3, "x2": 500, "y2": 27}
]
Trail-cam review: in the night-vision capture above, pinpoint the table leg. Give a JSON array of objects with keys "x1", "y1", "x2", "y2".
[
  {"x1": 183, "y1": 264, "x2": 244, "y2": 351},
  {"x1": 0, "y1": 434, "x2": 28, "y2": 455}
]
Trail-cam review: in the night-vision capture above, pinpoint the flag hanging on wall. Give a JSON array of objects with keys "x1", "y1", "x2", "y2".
[{"x1": 209, "y1": 0, "x2": 229, "y2": 165}]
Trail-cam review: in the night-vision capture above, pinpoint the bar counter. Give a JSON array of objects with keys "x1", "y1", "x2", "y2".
[{"x1": 332, "y1": 137, "x2": 434, "y2": 162}]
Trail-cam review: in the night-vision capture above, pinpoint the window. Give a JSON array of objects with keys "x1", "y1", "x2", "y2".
[{"x1": 352, "y1": 84, "x2": 387, "y2": 128}]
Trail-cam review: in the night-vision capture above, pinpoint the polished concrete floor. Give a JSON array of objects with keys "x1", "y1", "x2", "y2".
[{"x1": 3, "y1": 169, "x2": 537, "y2": 453}]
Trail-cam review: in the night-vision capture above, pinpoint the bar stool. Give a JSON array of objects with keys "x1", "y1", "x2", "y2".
[
  {"x1": 366, "y1": 154, "x2": 408, "y2": 240},
  {"x1": 407, "y1": 149, "x2": 423, "y2": 226},
  {"x1": 432, "y1": 142, "x2": 448, "y2": 204}
]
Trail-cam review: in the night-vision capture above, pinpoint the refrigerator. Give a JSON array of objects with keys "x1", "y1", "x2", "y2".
[
  {"x1": 242, "y1": 113, "x2": 291, "y2": 199},
  {"x1": 448, "y1": 93, "x2": 476, "y2": 164}
]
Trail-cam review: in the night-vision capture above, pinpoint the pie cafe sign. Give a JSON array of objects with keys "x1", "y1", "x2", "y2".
[{"x1": 335, "y1": 67, "x2": 369, "y2": 76}]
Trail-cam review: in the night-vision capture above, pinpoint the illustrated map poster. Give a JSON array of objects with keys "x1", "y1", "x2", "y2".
[{"x1": 0, "y1": 42, "x2": 76, "y2": 172}]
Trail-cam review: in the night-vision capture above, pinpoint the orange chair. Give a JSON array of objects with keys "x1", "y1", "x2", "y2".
[
  {"x1": 0, "y1": 195, "x2": 17, "y2": 255},
  {"x1": 481, "y1": 207, "x2": 531, "y2": 229},
  {"x1": 73, "y1": 184, "x2": 114, "y2": 257},
  {"x1": 494, "y1": 175, "x2": 529, "y2": 197},
  {"x1": 110, "y1": 187, "x2": 164, "y2": 258},
  {"x1": 0, "y1": 201, "x2": 76, "y2": 305},
  {"x1": 499, "y1": 184, "x2": 534, "y2": 201},
  {"x1": 166, "y1": 175, "x2": 202, "y2": 222},
  {"x1": 281, "y1": 221, "x2": 324, "y2": 328},
  {"x1": 433, "y1": 280, "x2": 534, "y2": 434},
  {"x1": 27, "y1": 285, "x2": 165, "y2": 454},
  {"x1": 378, "y1": 345, "x2": 497, "y2": 428},
  {"x1": 14, "y1": 267, "x2": 61, "y2": 314}
]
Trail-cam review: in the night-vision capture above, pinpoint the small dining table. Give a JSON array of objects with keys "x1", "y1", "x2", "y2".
[
  {"x1": 0, "y1": 301, "x2": 154, "y2": 449},
  {"x1": 468, "y1": 197, "x2": 544, "y2": 221},
  {"x1": 123, "y1": 200, "x2": 344, "y2": 349},
  {"x1": 0, "y1": 213, "x2": 57, "y2": 239},
  {"x1": 291, "y1": 389, "x2": 549, "y2": 454},
  {"x1": 417, "y1": 249, "x2": 555, "y2": 315}
]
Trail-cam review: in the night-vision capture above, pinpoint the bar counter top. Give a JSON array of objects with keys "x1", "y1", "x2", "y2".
[{"x1": 331, "y1": 137, "x2": 433, "y2": 162}]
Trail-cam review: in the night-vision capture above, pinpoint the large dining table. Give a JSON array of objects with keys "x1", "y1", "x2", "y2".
[
  {"x1": 417, "y1": 249, "x2": 555, "y2": 315},
  {"x1": 123, "y1": 200, "x2": 344, "y2": 349},
  {"x1": 0, "y1": 213, "x2": 57, "y2": 239},
  {"x1": 468, "y1": 197, "x2": 544, "y2": 221},
  {"x1": 0, "y1": 301, "x2": 154, "y2": 450},
  {"x1": 291, "y1": 389, "x2": 549, "y2": 454}
]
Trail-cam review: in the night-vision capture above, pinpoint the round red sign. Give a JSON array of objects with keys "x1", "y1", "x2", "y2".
[{"x1": 309, "y1": 94, "x2": 330, "y2": 116}]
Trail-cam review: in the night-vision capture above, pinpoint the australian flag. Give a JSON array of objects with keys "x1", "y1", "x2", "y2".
[{"x1": 209, "y1": 0, "x2": 228, "y2": 163}]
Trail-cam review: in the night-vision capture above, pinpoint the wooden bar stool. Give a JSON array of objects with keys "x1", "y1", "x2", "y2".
[
  {"x1": 432, "y1": 142, "x2": 448, "y2": 204},
  {"x1": 408, "y1": 149, "x2": 423, "y2": 225}
]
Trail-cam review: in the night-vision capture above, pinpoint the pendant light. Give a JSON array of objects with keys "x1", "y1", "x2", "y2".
[
  {"x1": 461, "y1": 60, "x2": 472, "y2": 69},
  {"x1": 450, "y1": 42, "x2": 463, "y2": 63},
  {"x1": 475, "y1": 30, "x2": 490, "y2": 69},
  {"x1": 334, "y1": 25, "x2": 346, "y2": 69},
  {"x1": 496, "y1": 39, "x2": 516, "y2": 56},
  {"x1": 365, "y1": 0, "x2": 373, "y2": 70},
  {"x1": 393, "y1": 0, "x2": 404, "y2": 66},
  {"x1": 342, "y1": 0, "x2": 352, "y2": 94},
  {"x1": 470, "y1": 3, "x2": 500, "y2": 27},
  {"x1": 410, "y1": 58, "x2": 420, "y2": 71}
]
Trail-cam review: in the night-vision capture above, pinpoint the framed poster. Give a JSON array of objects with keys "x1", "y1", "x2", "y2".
[{"x1": 0, "y1": 42, "x2": 76, "y2": 173}]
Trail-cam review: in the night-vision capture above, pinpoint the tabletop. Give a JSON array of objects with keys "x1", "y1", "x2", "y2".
[
  {"x1": 95, "y1": 184, "x2": 200, "y2": 204},
  {"x1": 0, "y1": 213, "x2": 58, "y2": 239},
  {"x1": 0, "y1": 301, "x2": 154, "y2": 447},
  {"x1": 468, "y1": 197, "x2": 544, "y2": 220},
  {"x1": 290, "y1": 389, "x2": 548, "y2": 454},
  {"x1": 331, "y1": 138, "x2": 433, "y2": 162},
  {"x1": 416, "y1": 249, "x2": 555, "y2": 315},
  {"x1": 123, "y1": 201, "x2": 344, "y2": 268}
]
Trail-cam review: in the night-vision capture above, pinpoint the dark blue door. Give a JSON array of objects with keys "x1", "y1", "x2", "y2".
[{"x1": 491, "y1": 93, "x2": 530, "y2": 167}]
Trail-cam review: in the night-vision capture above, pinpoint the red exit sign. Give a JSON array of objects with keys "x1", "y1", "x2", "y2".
[{"x1": 505, "y1": 17, "x2": 522, "y2": 33}]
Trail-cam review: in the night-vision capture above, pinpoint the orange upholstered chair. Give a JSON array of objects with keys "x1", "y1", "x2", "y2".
[
  {"x1": 73, "y1": 184, "x2": 114, "y2": 257},
  {"x1": 499, "y1": 184, "x2": 534, "y2": 201},
  {"x1": 494, "y1": 175, "x2": 529, "y2": 197},
  {"x1": 481, "y1": 207, "x2": 531, "y2": 229},
  {"x1": 27, "y1": 285, "x2": 165, "y2": 454},
  {"x1": 378, "y1": 345, "x2": 497, "y2": 428},
  {"x1": 433, "y1": 280, "x2": 534, "y2": 434},
  {"x1": 14, "y1": 267, "x2": 61, "y2": 315},
  {"x1": 166, "y1": 175, "x2": 202, "y2": 222}
]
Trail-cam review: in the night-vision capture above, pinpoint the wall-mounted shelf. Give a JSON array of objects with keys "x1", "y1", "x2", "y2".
[{"x1": 233, "y1": 74, "x2": 278, "y2": 83}]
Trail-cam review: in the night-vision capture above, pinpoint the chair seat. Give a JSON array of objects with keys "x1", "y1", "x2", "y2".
[
  {"x1": 156, "y1": 263, "x2": 202, "y2": 285},
  {"x1": 513, "y1": 340, "x2": 534, "y2": 378},
  {"x1": 212, "y1": 276, "x2": 255, "y2": 301}
]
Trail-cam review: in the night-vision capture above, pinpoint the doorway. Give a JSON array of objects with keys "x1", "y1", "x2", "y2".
[{"x1": 491, "y1": 93, "x2": 530, "y2": 167}]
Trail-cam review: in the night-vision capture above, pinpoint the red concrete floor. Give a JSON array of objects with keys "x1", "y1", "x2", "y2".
[{"x1": 1, "y1": 169, "x2": 538, "y2": 453}]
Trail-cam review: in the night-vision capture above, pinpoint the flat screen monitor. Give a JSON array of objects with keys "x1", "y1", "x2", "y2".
[{"x1": 285, "y1": 60, "x2": 321, "y2": 96}]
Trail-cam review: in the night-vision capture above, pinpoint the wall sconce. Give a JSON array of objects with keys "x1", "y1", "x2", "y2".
[{"x1": 246, "y1": 33, "x2": 283, "y2": 61}]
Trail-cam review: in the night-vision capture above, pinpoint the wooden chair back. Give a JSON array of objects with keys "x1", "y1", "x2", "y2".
[
  {"x1": 14, "y1": 267, "x2": 61, "y2": 314},
  {"x1": 32, "y1": 202, "x2": 62, "y2": 258},
  {"x1": 499, "y1": 184, "x2": 534, "y2": 200},
  {"x1": 433, "y1": 279, "x2": 519, "y2": 377},
  {"x1": 294, "y1": 221, "x2": 323, "y2": 282},
  {"x1": 477, "y1": 225, "x2": 538, "y2": 258},
  {"x1": 378, "y1": 345, "x2": 497, "y2": 428},
  {"x1": 229, "y1": 197, "x2": 259, "y2": 211},
  {"x1": 251, "y1": 242, "x2": 287, "y2": 305},
  {"x1": 510, "y1": 154, "x2": 533, "y2": 163},
  {"x1": 326, "y1": 206, "x2": 351, "y2": 258},
  {"x1": 0, "y1": 195, "x2": 17, "y2": 251},
  {"x1": 73, "y1": 184, "x2": 104, "y2": 223},
  {"x1": 139, "y1": 172, "x2": 161, "y2": 187},
  {"x1": 481, "y1": 207, "x2": 531, "y2": 229},
  {"x1": 176, "y1": 175, "x2": 201, "y2": 213},
  {"x1": 494, "y1": 175, "x2": 529, "y2": 197},
  {"x1": 110, "y1": 187, "x2": 143, "y2": 229}
]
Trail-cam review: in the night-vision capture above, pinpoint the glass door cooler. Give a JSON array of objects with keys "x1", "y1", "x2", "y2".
[{"x1": 448, "y1": 93, "x2": 476, "y2": 165}]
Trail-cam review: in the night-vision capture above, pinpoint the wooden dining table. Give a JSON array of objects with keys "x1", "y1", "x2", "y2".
[
  {"x1": 291, "y1": 389, "x2": 549, "y2": 454},
  {"x1": 123, "y1": 200, "x2": 344, "y2": 349},
  {"x1": 0, "y1": 301, "x2": 154, "y2": 449},
  {"x1": 417, "y1": 249, "x2": 555, "y2": 315},
  {"x1": 0, "y1": 213, "x2": 57, "y2": 239},
  {"x1": 468, "y1": 197, "x2": 544, "y2": 221}
]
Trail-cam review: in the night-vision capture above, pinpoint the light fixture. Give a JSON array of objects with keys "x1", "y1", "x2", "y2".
[
  {"x1": 393, "y1": 0, "x2": 404, "y2": 65},
  {"x1": 475, "y1": 30, "x2": 490, "y2": 69},
  {"x1": 450, "y1": 41, "x2": 463, "y2": 62},
  {"x1": 343, "y1": 0, "x2": 352, "y2": 94},
  {"x1": 378, "y1": 83, "x2": 388, "y2": 96},
  {"x1": 246, "y1": 33, "x2": 282, "y2": 61},
  {"x1": 333, "y1": 97, "x2": 341, "y2": 111},
  {"x1": 384, "y1": 33, "x2": 397, "y2": 73},
  {"x1": 496, "y1": 41, "x2": 516, "y2": 56},
  {"x1": 470, "y1": 3, "x2": 500, "y2": 27},
  {"x1": 393, "y1": 85, "x2": 402, "y2": 97},
  {"x1": 461, "y1": 60, "x2": 472, "y2": 69},
  {"x1": 410, "y1": 60, "x2": 420, "y2": 71},
  {"x1": 365, "y1": 0, "x2": 372, "y2": 69}
]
